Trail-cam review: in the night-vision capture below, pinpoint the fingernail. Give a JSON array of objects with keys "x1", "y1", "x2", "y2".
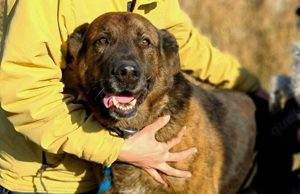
[
  {"x1": 187, "y1": 172, "x2": 192, "y2": 178},
  {"x1": 163, "y1": 115, "x2": 170, "y2": 121},
  {"x1": 193, "y1": 148, "x2": 198, "y2": 153}
]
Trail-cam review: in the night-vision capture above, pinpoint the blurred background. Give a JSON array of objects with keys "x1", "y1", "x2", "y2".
[
  {"x1": 0, "y1": 0, "x2": 299, "y2": 90},
  {"x1": 180, "y1": 0, "x2": 299, "y2": 90}
]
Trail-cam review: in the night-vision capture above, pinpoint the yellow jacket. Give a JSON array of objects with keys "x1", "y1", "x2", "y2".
[{"x1": 0, "y1": 0, "x2": 259, "y2": 193}]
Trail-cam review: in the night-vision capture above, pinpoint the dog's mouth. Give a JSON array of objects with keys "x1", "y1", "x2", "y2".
[
  {"x1": 98, "y1": 89, "x2": 148, "y2": 119},
  {"x1": 103, "y1": 95, "x2": 137, "y2": 112},
  {"x1": 90, "y1": 71, "x2": 153, "y2": 119}
]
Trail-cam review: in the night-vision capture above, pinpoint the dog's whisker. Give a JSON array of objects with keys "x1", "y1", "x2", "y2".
[
  {"x1": 94, "y1": 88, "x2": 104, "y2": 100},
  {"x1": 146, "y1": 75, "x2": 153, "y2": 81}
]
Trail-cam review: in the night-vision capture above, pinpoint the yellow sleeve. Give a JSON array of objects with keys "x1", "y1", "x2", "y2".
[
  {"x1": 162, "y1": 1, "x2": 260, "y2": 92},
  {"x1": 0, "y1": 0, "x2": 123, "y2": 167}
]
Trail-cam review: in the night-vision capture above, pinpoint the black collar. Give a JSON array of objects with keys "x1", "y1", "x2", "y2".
[{"x1": 109, "y1": 127, "x2": 138, "y2": 138}]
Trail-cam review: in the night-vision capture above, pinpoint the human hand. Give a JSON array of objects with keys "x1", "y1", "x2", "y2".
[{"x1": 117, "y1": 115, "x2": 197, "y2": 186}]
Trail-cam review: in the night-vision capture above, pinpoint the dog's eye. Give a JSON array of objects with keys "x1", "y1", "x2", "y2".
[
  {"x1": 100, "y1": 37, "x2": 108, "y2": 44},
  {"x1": 95, "y1": 37, "x2": 109, "y2": 46},
  {"x1": 140, "y1": 38, "x2": 151, "y2": 48}
]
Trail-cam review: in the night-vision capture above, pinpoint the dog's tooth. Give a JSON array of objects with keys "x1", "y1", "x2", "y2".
[
  {"x1": 125, "y1": 104, "x2": 131, "y2": 110},
  {"x1": 130, "y1": 99, "x2": 137, "y2": 106},
  {"x1": 112, "y1": 96, "x2": 116, "y2": 105},
  {"x1": 112, "y1": 96, "x2": 119, "y2": 107},
  {"x1": 127, "y1": 105, "x2": 131, "y2": 111}
]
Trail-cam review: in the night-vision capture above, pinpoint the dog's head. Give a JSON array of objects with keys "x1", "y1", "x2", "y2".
[{"x1": 65, "y1": 12, "x2": 180, "y2": 120}]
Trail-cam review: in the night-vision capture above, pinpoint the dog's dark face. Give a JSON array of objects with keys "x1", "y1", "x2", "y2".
[{"x1": 66, "y1": 12, "x2": 180, "y2": 120}]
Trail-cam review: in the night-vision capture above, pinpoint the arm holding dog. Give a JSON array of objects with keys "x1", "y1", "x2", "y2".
[{"x1": 0, "y1": 1, "x2": 125, "y2": 166}]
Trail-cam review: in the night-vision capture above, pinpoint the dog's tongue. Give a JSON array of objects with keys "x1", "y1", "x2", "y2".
[{"x1": 103, "y1": 95, "x2": 134, "y2": 108}]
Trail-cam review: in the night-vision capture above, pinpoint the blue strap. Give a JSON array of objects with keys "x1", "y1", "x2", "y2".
[{"x1": 98, "y1": 167, "x2": 112, "y2": 193}]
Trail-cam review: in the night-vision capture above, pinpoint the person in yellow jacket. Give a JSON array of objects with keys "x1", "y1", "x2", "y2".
[{"x1": 0, "y1": 0, "x2": 267, "y2": 193}]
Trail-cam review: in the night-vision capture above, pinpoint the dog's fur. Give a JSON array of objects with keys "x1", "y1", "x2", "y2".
[{"x1": 63, "y1": 12, "x2": 257, "y2": 194}]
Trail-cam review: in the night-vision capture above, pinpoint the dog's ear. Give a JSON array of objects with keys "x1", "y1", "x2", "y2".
[
  {"x1": 159, "y1": 29, "x2": 181, "y2": 75},
  {"x1": 66, "y1": 23, "x2": 89, "y2": 65}
]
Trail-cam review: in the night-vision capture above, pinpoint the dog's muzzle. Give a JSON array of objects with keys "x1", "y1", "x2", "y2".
[{"x1": 98, "y1": 60, "x2": 149, "y2": 119}]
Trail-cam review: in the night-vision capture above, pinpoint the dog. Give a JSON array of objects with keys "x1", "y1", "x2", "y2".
[
  {"x1": 269, "y1": 42, "x2": 300, "y2": 113},
  {"x1": 62, "y1": 12, "x2": 257, "y2": 194},
  {"x1": 265, "y1": 39, "x2": 300, "y2": 194}
]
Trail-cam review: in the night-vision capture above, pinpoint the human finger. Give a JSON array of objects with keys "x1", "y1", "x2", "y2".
[
  {"x1": 166, "y1": 126, "x2": 187, "y2": 149},
  {"x1": 143, "y1": 115, "x2": 170, "y2": 134},
  {"x1": 168, "y1": 147, "x2": 197, "y2": 162},
  {"x1": 157, "y1": 163, "x2": 192, "y2": 178},
  {"x1": 145, "y1": 168, "x2": 168, "y2": 186}
]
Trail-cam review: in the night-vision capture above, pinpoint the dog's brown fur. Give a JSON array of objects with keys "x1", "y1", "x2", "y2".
[{"x1": 63, "y1": 12, "x2": 257, "y2": 194}]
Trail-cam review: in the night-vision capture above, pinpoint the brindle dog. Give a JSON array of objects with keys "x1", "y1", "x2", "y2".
[{"x1": 63, "y1": 12, "x2": 256, "y2": 194}]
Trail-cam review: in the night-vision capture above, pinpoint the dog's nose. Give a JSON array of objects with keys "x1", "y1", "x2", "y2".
[{"x1": 113, "y1": 63, "x2": 141, "y2": 82}]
